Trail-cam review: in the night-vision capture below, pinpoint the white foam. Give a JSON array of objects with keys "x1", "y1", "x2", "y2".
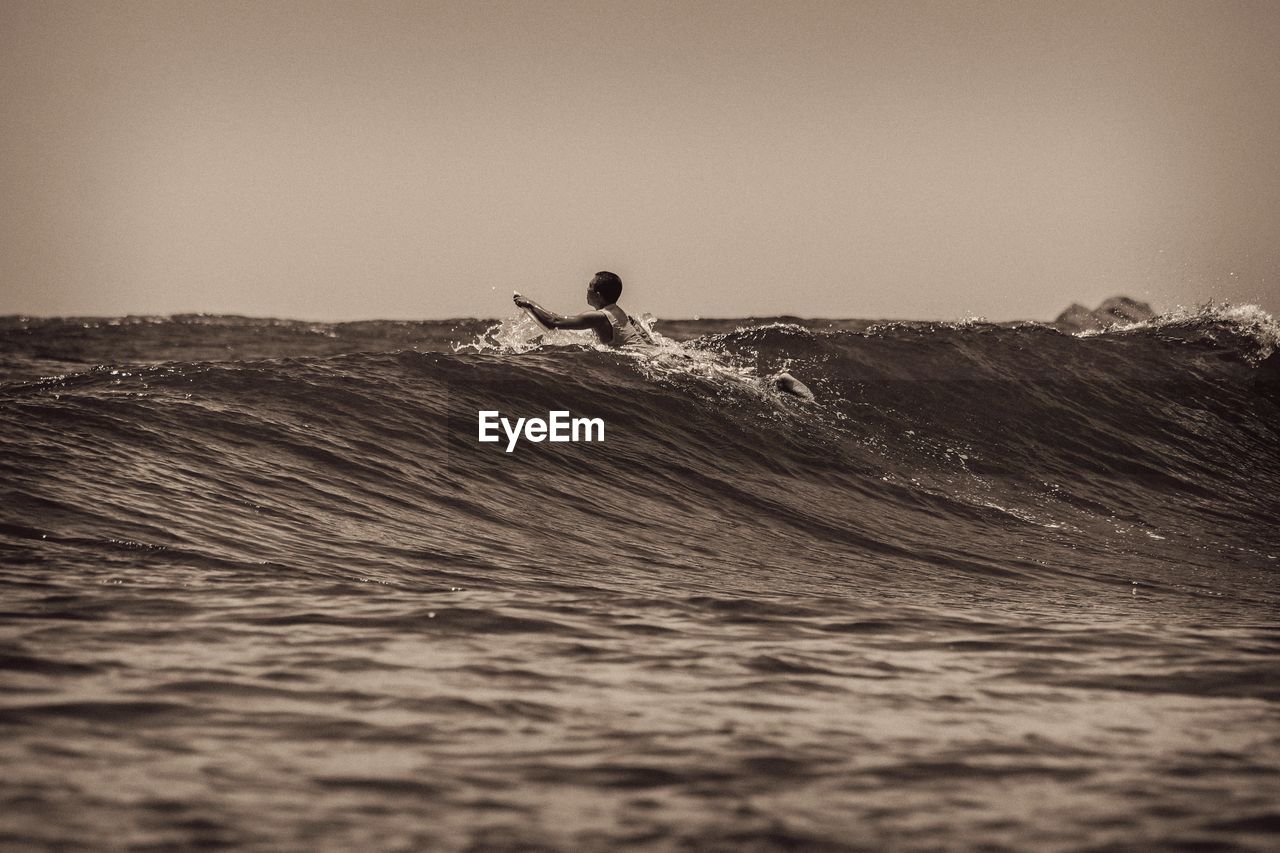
[
  {"x1": 455, "y1": 312, "x2": 801, "y2": 404},
  {"x1": 1076, "y1": 301, "x2": 1278, "y2": 359}
]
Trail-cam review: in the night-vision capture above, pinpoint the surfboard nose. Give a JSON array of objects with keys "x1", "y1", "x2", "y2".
[{"x1": 774, "y1": 372, "x2": 814, "y2": 401}]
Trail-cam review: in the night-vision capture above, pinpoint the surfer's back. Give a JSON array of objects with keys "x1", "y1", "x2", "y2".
[{"x1": 597, "y1": 303, "x2": 653, "y2": 348}]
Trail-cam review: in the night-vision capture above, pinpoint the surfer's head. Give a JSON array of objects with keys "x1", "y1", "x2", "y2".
[{"x1": 587, "y1": 271, "x2": 622, "y2": 308}]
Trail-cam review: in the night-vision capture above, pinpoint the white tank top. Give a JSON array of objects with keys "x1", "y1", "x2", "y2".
[{"x1": 599, "y1": 304, "x2": 649, "y2": 348}]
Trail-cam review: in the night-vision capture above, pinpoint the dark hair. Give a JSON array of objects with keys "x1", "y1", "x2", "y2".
[{"x1": 592, "y1": 271, "x2": 623, "y2": 304}]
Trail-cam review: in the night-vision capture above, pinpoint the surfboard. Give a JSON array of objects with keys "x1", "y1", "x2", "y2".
[{"x1": 773, "y1": 372, "x2": 814, "y2": 401}]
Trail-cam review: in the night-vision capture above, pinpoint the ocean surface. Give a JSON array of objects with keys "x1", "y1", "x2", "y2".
[{"x1": 2, "y1": 307, "x2": 1278, "y2": 851}]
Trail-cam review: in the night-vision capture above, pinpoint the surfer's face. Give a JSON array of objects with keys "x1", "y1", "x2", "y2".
[{"x1": 586, "y1": 280, "x2": 605, "y2": 308}]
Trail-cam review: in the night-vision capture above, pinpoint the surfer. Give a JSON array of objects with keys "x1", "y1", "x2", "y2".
[
  {"x1": 513, "y1": 271, "x2": 813, "y2": 401},
  {"x1": 513, "y1": 271, "x2": 655, "y2": 349}
]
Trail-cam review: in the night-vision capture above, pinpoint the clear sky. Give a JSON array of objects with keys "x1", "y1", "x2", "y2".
[{"x1": 2, "y1": 0, "x2": 1277, "y2": 321}]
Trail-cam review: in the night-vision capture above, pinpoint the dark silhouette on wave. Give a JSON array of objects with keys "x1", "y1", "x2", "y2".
[{"x1": 1053, "y1": 296, "x2": 1157, "y2": 331}]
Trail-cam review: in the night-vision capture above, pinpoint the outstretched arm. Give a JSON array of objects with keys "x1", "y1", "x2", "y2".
[{"x1": 514, "y1": 293, "x2": 607, "y2": 334}]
